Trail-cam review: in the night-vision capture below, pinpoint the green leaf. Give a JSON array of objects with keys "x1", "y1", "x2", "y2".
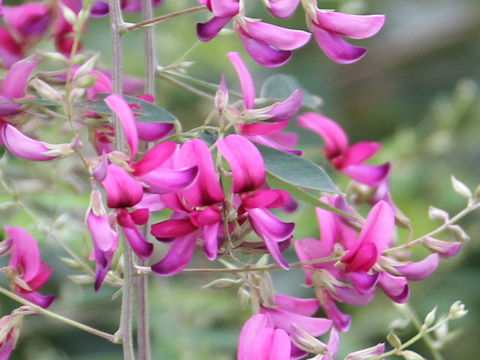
[
  {"x1": 256, "y1": 144, "x2": 339, "y2": 193},
  {"x1": 260, "y1": 74, "x2": 322, "y2": 110},
  {"x1": 88, "y1": 94, "x2": 178, "y2": 123},
  {"x1": 266, "y1": 173, "x2": 352, "y2": 217}
]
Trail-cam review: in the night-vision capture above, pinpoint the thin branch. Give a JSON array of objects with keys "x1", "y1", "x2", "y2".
[
  {"x1": 108, "y1": 1, "x2": 135, "y2": 359},
  {"x1": 125, "y1": 5, "x2": 207, "y2": 32},
  {"x1": 0, "y1": 287, "x2": 119, "y2": 344},
  {"x1": 136, "y1": 256, "x2": 339, "y2": 275}
]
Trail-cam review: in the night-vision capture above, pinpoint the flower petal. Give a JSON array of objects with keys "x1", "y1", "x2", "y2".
[
  {"x1": 310, "y1": 25, "x2": 367, "y2": 64},
  {"x1": 265, "y1": 0, "x2": 300, "y2": 19},
  {"x1": 237, "y1": 28, "x2": 292, "y2": 68},
  {"x1": 217, "y1": 135, "x2": 265, "y2": 193},
  {"x1": 0, "y1": 59, "x2": 36, "y2": 99},
  {"x1": 396, "y1": 254, "x2": 439, "y2": 281},
  {"x1": 2, "y1": 124, "x2": 59, "y2": 161},
  {"x1": 117, "y1": 209, "x2": 153, "y2": 259},
  {"x1": 196, "y1": 16, "x2": 230, "y2": 42},
  {"x1": 244, "y1": 20, "x2": 311, "y2": 51},
  {"x1": 101, "y1": 164, "x2": 144, "y2": 208},
  {"x1": 178, "y1": 139, "x2": 224, "y2": 206},
  {"x1": 150, "y1": 233, "x2": 197, "y2": 276},
  {"x1": 227, "y1": 52, "x2": 256, "y2": 109},
  {"x1": 104, "y1": 94, "x2": 138, "y2": 160},
  {"x1": 314, "y1": 12, "x2": 385, "y2": 40},
  {"x1": 296, "y1": 112, "x2": 349, "y2": 158},
  {"x1": 247, "y1": 208, "x2": 294, "y2": 269}
]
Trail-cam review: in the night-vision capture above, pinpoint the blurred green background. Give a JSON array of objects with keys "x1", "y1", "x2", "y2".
[{"x1": 1, "y1": 0, "x2": 480, "y2": 358}]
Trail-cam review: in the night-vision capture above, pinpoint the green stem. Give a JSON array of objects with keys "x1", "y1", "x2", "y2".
[
  {"x1": 125, "y1": 5, "x2": 207, "y2": 32},
  {"x1": 108, "y1": 1, "x2": 135, "y2": 359},
  {"x1": 157, "y1": 72, "x2": 215, "y2": 100},
  {"x1": 136, "y1": 256, "x2": 339, "y2": 275},
  {"x1": 385, "y1": 201, "x2": 480, "y2": 254},
  {"x1": 402, "y1": 303, "x2": 444, "y2": 360},
  {"x1": 0, "y1": 287, "x2": 119, "y2": 343},
  {"x1": 135, "y1": 1, "x2": 155, "y2": 358}
]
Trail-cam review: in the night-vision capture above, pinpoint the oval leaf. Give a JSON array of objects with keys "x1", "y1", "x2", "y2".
[{"x1": 256, "y1": 144, "x2": 339, "y2": 193}]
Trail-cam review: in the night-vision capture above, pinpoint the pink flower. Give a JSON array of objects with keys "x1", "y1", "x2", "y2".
[
  {"x1": 3, "y1": 226, "x2": 55, "y2": 308},
  {"x1": 238, "y1": 294, "x2": 332, "y2": 359},
  {"x1": 238, "y1": 314, "x2": 291, "y2": 360},
  {"x1": 307, "y1": 9, "x2": 385, "y2": 64},
  {"x1": 87, "y1": 210, "x2": 119, "y2": 291},
  {"x1": 90, "y1": 0, "x2": 163, "y2": 16},
  {"x1": 197, "y1": 9, "x2": 310, "y2": 67},
  {"x1": 217, "y1": 135, "x2": 295, "y2": 269},
  {"x1": 0, "y1": 60, "x2": 36, "y2": 116},
  {"x1": 226, "y1": 52, "x2": 302, "y2": 154},
  {"x1": 2, "y1": 2, "x2": 51, "y2": 40},
  {"x1": 263, "y1": 0, "x2": 300, "y2": 19},
  {"x1": 150, "y1": 139, "x2": 225, "y2": 275},
  {"x1": 297, "y1": 112, "x2": 390, "y2": 187},
  {"x1": 1, "y1": 124, "x2": 73, "y2": 161},
  {"x1": 341, "y1": 201, "x2": 395, "y2": 272},
  {"x1": 235, "y1": 19, "x2": 311, "y2": 67}
]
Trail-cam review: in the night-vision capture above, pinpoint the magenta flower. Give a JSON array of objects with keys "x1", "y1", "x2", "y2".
[
  {"x1": 0, "y1": 60, "x2": 36, "y2": 116},
  {"x1": 341, "y1": 201, "x2": 395, "y2": 272},
  {"x1": 2, "y1": 2, "x2": 51, "y2": 39},
  {"x1": 238, "y1": 295, "x2": 332, "y2": 359},
  {"x1": 197, "y1": 7, "x2": 310, "y2": 67},
  {"x1": 102, "y1": 164, "x2": 144, "y2": 208},
  {"x1": 226, "y1": 52, "x2": 302, "y2": 154},
  {"x1": 90, "y1": 0, "x2": 163, "y2": 16},
  {"x1": 217, "y1": 134, "x2": 295, "y2": 269},
  {"x1": 87, "y1": 209, "x2": 119, "y2": 291},
  {"x1": 235, "y1": 19, "x2": 311, "y2": 67},
  {"x1": 3, "y1": 226, "x2": 55, "y2": 308},
  {"x1": 307, "y1": 9, "x2": 385, "y2": 64},
  {"x1": 150, "y1": 139, "x2": 225, "y2": 275},
  {"x1": 117, "y1": 208, "x2": 154, "y2": 260},
  {"x1": 0, "y1": 308, "x2": 27, "y2": 360},
  {"x1": 263, "y1": 0, "x2": 300, "y2": 19},
  {"x1": 297, "y1": 112, "x2": 390, "y2": 187},
  {"x1": 1, "y1": 124, "x2": 73, "y2": 161},
  {"x1": 0, "y1": 26, "x2": 24, "y2": 69},
  {"x1": 238, "y1": 314, "x2": 291, "y2": 360}
]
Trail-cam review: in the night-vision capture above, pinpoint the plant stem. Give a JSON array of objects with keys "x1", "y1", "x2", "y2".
[
  {"x1": 157, "y1": 72, "x2": 215, "y2": 100},
  {"x1": 125, "y1": 5, "x2": 207, "y2": 32},
  {"x1": 108, "y1": 1, "x2": 135, "y2": 359},
  {"x1": 385, "y1": 201, "x2": 480, "y2": 254},
  {"x1": 402, "y1": 303, "x2": 444, "y2": 360},
  {"x1": 0, "y1": 287, "x2": 118, "y2": 343},
  {"x1": 136, "y1": 256, "x2": 338, "y2": 275},
  {"x1": 136, "y1": 1, "x2": 155, "y2": 359}
]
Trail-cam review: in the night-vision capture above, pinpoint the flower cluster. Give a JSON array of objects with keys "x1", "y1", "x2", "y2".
[{"x1": 0, "y1": 1, "x2": 473, "y2": 359}]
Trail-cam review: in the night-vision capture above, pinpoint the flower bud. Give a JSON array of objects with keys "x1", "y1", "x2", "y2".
[
  {"x1": 421, "y1": 237, "x2": 461, "y2": 258},
  {"x1": 448, "y1": 301, "x2": 468, "y2": 319},
  {"x1": 73, "y1": 54, "x2": 99, "y2": 82},
  {"x1": 237, "y1": 287, "x2": 250, "y2": 311},
  {"x1": 447, "y1": 225, "x2": 470, "y2": 242},
  {"x1": 400, "y1": 350, "x2": 426, "y2": 360},
  {"x1": 386, "y1": 331, "x2": 402, "y2": 349},
  {"x1": 290, "y1": 323, "x2": 328, "y2": 355},
  {"x1": 31, "y1": 78, "x2": 63, "y2": 103},
  {"x1": 428, "y1": 206, "x2": 449, "y2": 222},
  {"x1": 423, "y1": 306, "x2": 437, "y2": 327},
  {"x1": 202, "y1": 278, "x2": 241, "y2": 289},
  {"x1": 60, "y1": 4, "x2": 77, "y2": 26},
  {"x1": 451, "y1": 175, "x2": 472, "y2": 200}
]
